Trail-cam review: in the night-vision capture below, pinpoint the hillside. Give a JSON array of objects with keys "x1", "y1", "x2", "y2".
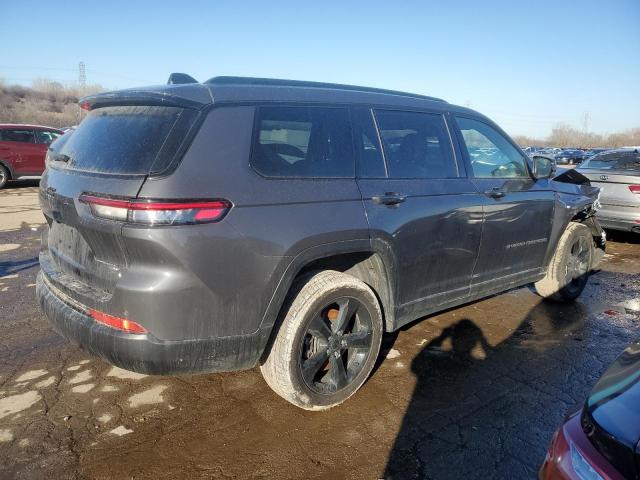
[{"x1": 0, "y1": 79, "x2": 104, "y2": 128}]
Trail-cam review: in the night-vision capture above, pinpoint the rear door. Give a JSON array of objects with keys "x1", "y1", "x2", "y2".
[
  {"x1": 354, "y1": 107, "x2": 483, "y2": 325},
  {"x1": 40, "y1": 104, "x2": 201, "y2": 307},
  {"x1": 32, "y1": 129, "x2": 62, "y2": 174},
  {"x1": 0, "y1": 128, "x2": 39, "y2": 174},
  {"x1": 453, "y1": 115, "x2": 556, "y2": 295}
]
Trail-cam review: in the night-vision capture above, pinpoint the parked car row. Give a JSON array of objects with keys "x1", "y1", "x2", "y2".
[{"x1": 523, "y1": 146, "x2": 616, "y2": 166}]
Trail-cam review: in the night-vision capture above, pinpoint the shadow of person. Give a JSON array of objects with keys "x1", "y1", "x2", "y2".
[
  {"x1": 381, "y1": 296, "x2": 605, "y2": 480},
  {"x1": 425, "y1": 319, "x2": 494, "y2": 362}
]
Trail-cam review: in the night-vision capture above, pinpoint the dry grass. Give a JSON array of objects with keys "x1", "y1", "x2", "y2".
[
  {"x1": 0, "y1": 78, "x2": 105, "y2": 128},
  {"x1": 513, "y1": 124, "x2": 640, "y2": 149}
]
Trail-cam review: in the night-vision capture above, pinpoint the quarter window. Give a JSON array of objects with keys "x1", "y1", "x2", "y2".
[
  {"x1": 36, "y1": 130, "x2": 61, "y2": 144},
  {"x1": 0, "y1": 129, "x2": 36, "y2": 143},
  {"x1": 251, "y1": 106, "x2": 354, "y2": 178},
  {"x1": 456, "y1": 117, "x2": 529, "y2": 178},
  {"x1": 374, "y1": 110, "x2": 457, "y2": 179}
]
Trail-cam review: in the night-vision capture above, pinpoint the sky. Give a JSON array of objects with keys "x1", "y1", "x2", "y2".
[{"x1": 1, "y1": 0, "x2": 639, "y2": 138}]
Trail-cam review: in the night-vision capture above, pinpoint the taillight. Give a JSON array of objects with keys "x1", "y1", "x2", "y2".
[
  {"x1": 629, "y1": 185, "x2": 640, "y2": 194},
  {"x1": 90, "y1": 309, "x2": 148, "y2": 334},
  {"x1": 79, "y1": 195, "x2": 231, "y2": 225}
]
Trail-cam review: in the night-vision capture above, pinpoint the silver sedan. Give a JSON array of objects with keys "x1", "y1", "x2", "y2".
[{"x1": 577, "y1": 148, "x2": 640, "y2": 233}]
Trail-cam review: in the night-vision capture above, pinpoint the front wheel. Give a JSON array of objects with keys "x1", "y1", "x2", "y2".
[
  {"x1": 260, "y1": 270, "x2": 383, "y2": 410},
  {"x1": 535, "y1": 222, "x2": 593, "y2": 302},
  {"x1": 0, "y1": 165, "x2": 9, "y2": 189}
]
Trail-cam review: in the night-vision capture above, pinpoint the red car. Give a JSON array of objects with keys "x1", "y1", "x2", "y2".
[
  {"x1": 540, "y1": 340, "x2": 640, "y2": 479},
  {"x1": 0, "y1": 124, "x2": 63, "y2": 189}
]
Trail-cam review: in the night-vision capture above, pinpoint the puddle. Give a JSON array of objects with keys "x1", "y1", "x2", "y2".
[
  {"x1": 15, "y1": 369, "x2": 48, "y2": 383},
  {"x1": 71, "y1": 384, "x2": 94, "y2": 394},
  {"x1": 127, "y1": 385, "x2": 167, "y2": 408},
  {"x1": 34, "y1": 376, "x2": 56, "y2": 389},
  {"x1": 68, "y1": 370, "x2": 92, "y2": 385},
  {"x1": 386, "y1": 349, "x2": 401, "y2": 359},
  {"x1": 107, "y1": 367, "x2": 147, "y2": 381},
  {"x1": 109, "y1": 426, "x2": 133, "y2": 436},
  {"x1": 0, "y1": 391, "x2": 42, "y2": 420},
  {"x1": 0, "y1": 429, "x2": 13, "y2": 442}
]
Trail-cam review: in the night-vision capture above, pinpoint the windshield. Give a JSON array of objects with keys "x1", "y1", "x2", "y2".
[
  {"x1": 50, "y1": 105, "x2": 198, "y2": 175},
  {"x1": 580, "y1": 150, "x2": 640, "y2": 170}
]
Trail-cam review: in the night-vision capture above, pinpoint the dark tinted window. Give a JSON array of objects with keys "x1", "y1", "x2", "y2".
[
  {"x1": 352, "y1": 108, "x2": 386, "y2": 178},
  {"x1": 581, "y1": 150, "x2": 640, "y2": 170},
  {"x1": 35, "y1": 130, "x2": 61, "y2": 144},
  {"x1": 456, "y1": 117, "x2": 528, "y2": 178},
  {"x1": 52, "y1": 106, "x2": 197, "y2": 175},
  {"x1": 0, "y1": 129, "x2": 35, "y2": 143},
  {"x1": 252, "y1": 106, "x2": 354, "y2": 178},
  {"x1": 374, "y1": 110, "x2": 457, "y2": 178}
]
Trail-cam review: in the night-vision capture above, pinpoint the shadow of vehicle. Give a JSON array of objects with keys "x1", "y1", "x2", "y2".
[
  {"x1": 0, "y1": 257, "x2": 40, "y2": 276},
  {"x1": 605, "y1": 229, "x2": 639, "y2": 245},
  {"x1": 383, "y1": 295, "x2": 636, "y2": 480},
  {"x1": 2, "y1": 179, "x2": 40, "y2": 190}
]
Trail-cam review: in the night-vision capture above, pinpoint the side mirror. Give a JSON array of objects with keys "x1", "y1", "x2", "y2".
[{"x1": 532, "y1": 156, "x2": 556, "y2": 179}]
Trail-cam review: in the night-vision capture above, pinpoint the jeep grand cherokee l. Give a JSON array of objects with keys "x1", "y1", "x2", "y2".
[{"x1": 37, "y1": 76, "x2": 605, "y2": 410}]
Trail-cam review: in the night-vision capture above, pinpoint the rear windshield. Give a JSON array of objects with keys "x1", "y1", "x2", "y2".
[
  {"x1": 580, "y1": 151, "x2": 640, "y2": 170},
  {"x1": 51, "y1": 105, "x2": 197, "y2": 175}
]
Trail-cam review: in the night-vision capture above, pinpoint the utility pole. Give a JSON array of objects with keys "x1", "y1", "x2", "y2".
[
  {"x1": 78, "y1": 61, "x2": 86, "y2": 89},
  {"x1": 582, "y1": 112, "x2": 591, "y2": 148}
]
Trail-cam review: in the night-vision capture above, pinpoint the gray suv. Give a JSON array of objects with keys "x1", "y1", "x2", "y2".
[{"x1": 37, "y1": 76, "x2": 605, "y2": 410}]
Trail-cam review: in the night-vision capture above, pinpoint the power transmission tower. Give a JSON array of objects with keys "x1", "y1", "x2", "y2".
[{"x1": 78, "y1": 62, "x2": 86, "y2": 88}]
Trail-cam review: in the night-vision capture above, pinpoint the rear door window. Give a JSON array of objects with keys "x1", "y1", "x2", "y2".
[
  {"x1": 251, "y1": 106, "x2": 354, "y2": 178},
  {"x1": 374, "y1": 110, "x2": 458, "y2": 178},
  {"x1": 51, "y1": 105, "x2": 198, "y2": 175},
  {"x1": 1, "y1": 129, "x2": 36, "y2": 143}
]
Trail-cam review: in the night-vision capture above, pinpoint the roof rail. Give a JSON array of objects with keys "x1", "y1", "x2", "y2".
[
  {"x1": 205, "y1": 76, "x2": 446, "y2": 103},
  {"x1": 167, "y1": 73, "x2": 198, "y2": 85}
]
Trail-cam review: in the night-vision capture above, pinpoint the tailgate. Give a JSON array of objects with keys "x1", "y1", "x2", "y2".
[
  {"x1": 579, "y1": 170, "x2": 640, "y2": 207},
  {"x1": 39, "y1": 101, "x2": 203, "y2": 308}
]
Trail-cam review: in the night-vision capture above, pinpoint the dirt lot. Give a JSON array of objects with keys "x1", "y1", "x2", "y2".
[{"x1": 1, "y1": 181, "x2": 639, "y2": 480}]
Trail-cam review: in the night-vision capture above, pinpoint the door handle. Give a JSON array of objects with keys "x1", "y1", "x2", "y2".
[
  {"x1": 372, "y1": 192, "x2": 407, "y2": 206},
  {"x1": 484, "y1": 188, "x2": 506, "y2": 199}
]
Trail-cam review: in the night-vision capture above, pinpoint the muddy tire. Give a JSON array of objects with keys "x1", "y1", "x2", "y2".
[
  {"x1": 260, "y1": 270, "x2": 383, "y2": 410},
  {"x1": 535, "y1": 222, "x2": 593, "y2": 302},
  {"x1": 0, "y1": 165, "x2": 8, "y2": 189}
]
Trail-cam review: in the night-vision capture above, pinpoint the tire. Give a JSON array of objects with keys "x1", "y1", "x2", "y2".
[
  {"x1": 0, "y1": 165, "x2": 8, "y2": 189},
  {"x1": 534, "y1": 222, "x2": 593, "y2": 302},
  {"x1": 260, "y1": 270, "x2": 383, "y2": 410}
]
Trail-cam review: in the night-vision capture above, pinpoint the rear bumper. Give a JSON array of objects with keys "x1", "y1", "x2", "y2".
[
  {"x1": 597, "y1": 217, "x2": 640, "y2": 233},
  {"x1": 36, "y1": 272, "x2": 270, "y2": 375},
  {"x1": 596, "y1": 206, "x2": 640, "y2": 232}
]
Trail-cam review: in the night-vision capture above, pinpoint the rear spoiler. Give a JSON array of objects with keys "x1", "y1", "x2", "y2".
[{"x1": 79, "y1": 83, "x2": 213, "y2": 111}]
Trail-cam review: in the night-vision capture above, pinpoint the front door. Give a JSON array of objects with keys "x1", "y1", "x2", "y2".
[
  {"x1": 453, "y1": 116, "x2": 555, "y2": 295},
  {"x1": 353, "y1": 107, "x2": 484, "y2": 326}
]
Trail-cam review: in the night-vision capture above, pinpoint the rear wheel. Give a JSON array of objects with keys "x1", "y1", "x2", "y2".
[
  {"x1": 261, "y1": 270, "x2": 383, "y2": 410},
  {"x1": 535, "y1": 222, "x2": 593, "y2": 302},
  {"x1": 0, "y1": 165, "x2": 9, "y2": 189}
]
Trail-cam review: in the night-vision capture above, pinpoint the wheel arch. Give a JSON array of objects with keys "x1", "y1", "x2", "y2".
[
  {"x1": 0, "y1": 158, "x2": 14, "y2": 180},
  {"x1": 258, "y1": 242, "x2": 395, "y2": 363}
]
